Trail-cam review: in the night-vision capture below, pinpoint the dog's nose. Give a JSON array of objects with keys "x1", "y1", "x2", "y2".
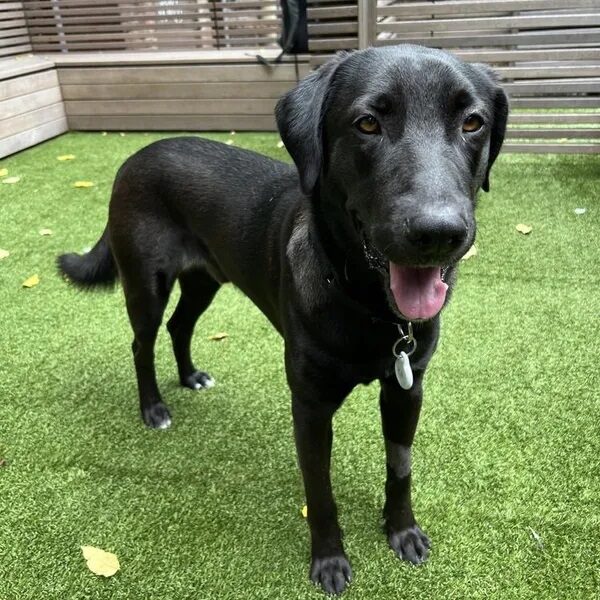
[{"x1": 406, "y1": 214, "x2": 468, "y2": 258}]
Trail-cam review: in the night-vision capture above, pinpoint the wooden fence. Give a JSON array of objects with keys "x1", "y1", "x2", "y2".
[{"x1": 0, "y1": 0, "x2": 598, "y2": 156}]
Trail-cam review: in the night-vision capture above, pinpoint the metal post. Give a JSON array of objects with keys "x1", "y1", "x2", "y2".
[{"x1": 358, "y1": 0, "x2": 377, "y2": 50}]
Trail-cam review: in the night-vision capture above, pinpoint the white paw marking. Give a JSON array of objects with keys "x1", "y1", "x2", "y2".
[
  {"x1": 203, "y1": 377, "x2": 215, "y2": 389},
  {"x1": 157, "y1": 416, "x2": 172, "y2": 429}
]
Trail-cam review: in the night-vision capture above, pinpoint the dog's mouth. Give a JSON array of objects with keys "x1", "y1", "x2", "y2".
[
  {"x1": 388, "y1": 263, "x2": 448, "y2": 321},
  {"x1": 352, "y1": 213, "x2": 450, "y2": 321}
]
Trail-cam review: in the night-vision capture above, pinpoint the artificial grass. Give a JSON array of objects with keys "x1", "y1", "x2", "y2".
[{"x1": 0, "y1": 132, "x2": 599, "y2": 600}]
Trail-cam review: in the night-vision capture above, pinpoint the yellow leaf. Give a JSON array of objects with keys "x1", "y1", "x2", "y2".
[
  {"x1": 0, "y1": 168, "x2": 7, "y2": 177},
  {"x1": 277, "y1": 140, "x2": 285, "y2": 149},
  {"x1": 39, "y1": 228, "x2": 53, "y2": 236},
  {"x1": 0, "y1": 249, "x2": 9, "y2": 260},
  {"x1": 81, "y1": 545, "x2": 120, "y2": 577},
  {"x1": 22, "y1": 274, "x2": 40, "y2": 288},
  {"x1": 230, "y1": 130, "x2": 236, "y2": 136},
  {"x1": 208, "y1": 332, "x2": 228, "y2": 341},
  {"x1": 461, "y1": 245, "x2": 478, "y2": 260},
  {"x1": 119, "y1": 132, "x2": 126, "y2": 137},
  {"x1": 225, "y1": 139, "x2": 234, "y2": 146},
  {"x1": 73, "y1": 181, "x2": 94, "y2": 188},
  {"x1": 516, "y1": 223, "x2": 532, "y2": 235},
  {"x1": 101, "y1": 132, "x2": 108, "y2": 136},
  {"x1": 2, "y1": 176, "x2": 20, "y2": 184},
  {"x1": 57, "y1": 154, "x2": 75, "y2": 161},
  {"x1": 301, "y1": 505, "x2": 308, "y2": 518}
]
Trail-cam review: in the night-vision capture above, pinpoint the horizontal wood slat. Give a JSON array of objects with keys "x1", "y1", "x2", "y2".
[
  {"x1": 379, "y1": 0, "x2": 598, "y2": 18},
  {"x1": 64, "y1": 98, "x2": 277, "y2": 116},
  {"x1": 67, "y1": 114, "x2": 277, "y2": 130}
]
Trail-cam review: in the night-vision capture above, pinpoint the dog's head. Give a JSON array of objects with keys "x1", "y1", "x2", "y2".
[{"x1": 276, "y1": 45, "x2": 508, "y2": 322}]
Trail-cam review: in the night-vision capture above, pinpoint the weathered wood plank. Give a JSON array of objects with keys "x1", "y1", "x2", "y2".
[
  {"x1": 43, "y1": 49, "x2": 305, "y2": 66},
  {"x1": 0, "y1": 55, "x2": 55, "y2": 80},
  {"x1": 377, "y1": 13, "x2": 600, "y2": 34},
  {"x1": 1, "y1": 102, "x2": 66, "y2": 138},
  {"x1": 503, "y1": 143, "x2": 600, "y2": 153},
  {"x1": 1, "y1": 69, "x2": 59, "y2": 101},
  {"x1": 0, "y1": 87, "x2": 63, "y2": 119},
  {"x1": 67, "y1": 114, "x2": 278, "y2": 131},
  {"x1": 510, "y1": 113, "x2": 600, "y2": 124},
  {"x1": 0, "y1": 116, "x2": 68, "y2": 159},
  {"x1": 64, "y1": 98, "x2": 277, "y2": 116},
  {"x1": 506, "y1": 128, "x2": 600, "y2": 139},
  {"x1": 378, "y1": 0, "x2": 598, "y2": 18},
  {"x1": 56, "y1": 63, "x2": 308, "y2": 85},
  {"x1": 60, "y1": 80, "x2": 295, "y2": 100},
  {"x1": 375, "y1": 28, "x2": 600, "y2": 48}
]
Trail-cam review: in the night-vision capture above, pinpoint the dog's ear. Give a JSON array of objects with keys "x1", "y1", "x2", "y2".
[
  {"x1": 483, "y1": 86, "x2": 509, "y2": 192},
  {"x1": 276, "y1": 52, "x2": 349, "y2": 195},
  {"x1": 473, "y1": 64, "x2": 509, "y2": 192}
]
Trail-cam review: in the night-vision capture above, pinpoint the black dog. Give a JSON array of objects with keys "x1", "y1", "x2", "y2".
[{"x1": 59, "y1": 45, "x2": 508, "y2": 595}]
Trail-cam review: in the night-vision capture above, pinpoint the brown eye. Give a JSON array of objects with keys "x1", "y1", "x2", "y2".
[
  {"x1": 356, "y1": 115, "x2": 380, "y2": 134},
  {"x1": 462, "y1": 114, "x2": 484, "y2": 133}
]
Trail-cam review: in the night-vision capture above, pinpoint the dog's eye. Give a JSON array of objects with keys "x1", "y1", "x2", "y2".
[
  {"x1": 355, "y1": 115, "x2": 381, "y2": 135},
  {"x1": 462, "y1": 114, "x2": 484, "y2": 133}
]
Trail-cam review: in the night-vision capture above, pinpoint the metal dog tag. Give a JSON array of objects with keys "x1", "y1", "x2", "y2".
[{"x1": 394, "y1": 351, "x2": 413, "y2": 390}]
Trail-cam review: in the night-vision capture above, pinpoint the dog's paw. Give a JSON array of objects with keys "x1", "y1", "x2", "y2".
[
  {"x1": 182, "y1": 371, "x2": 215, "y2": 391},
  {"x1": 142, "y1": 402, "x2": 172, "y2": 429},
  {"x1": 388, "y1": 525, "x2": 430, "y2": 565},
  {"x1": 310, "y1": 555, "x2": 352, "y2": 595}
]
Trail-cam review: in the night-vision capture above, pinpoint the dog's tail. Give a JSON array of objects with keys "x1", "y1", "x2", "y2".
[{"x1": 57, "y1": 227, "x2": 117, "y2": 288}]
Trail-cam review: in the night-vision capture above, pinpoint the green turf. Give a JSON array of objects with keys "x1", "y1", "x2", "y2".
[{"x1": 0, "y1": 132, "x2": 598, "y2": 600}]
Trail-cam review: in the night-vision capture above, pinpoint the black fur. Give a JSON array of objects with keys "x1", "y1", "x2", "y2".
[{"x1": 58, "y1": 45, "x2": 508, "y2": 595}]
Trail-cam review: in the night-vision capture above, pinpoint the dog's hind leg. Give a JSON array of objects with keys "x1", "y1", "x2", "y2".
[
  {"x1": 123, "y1": 268, "x2": 175, "y2": 429},
  {"x1": 167, "y1": 268, "x2": 220, "y2": 390}
]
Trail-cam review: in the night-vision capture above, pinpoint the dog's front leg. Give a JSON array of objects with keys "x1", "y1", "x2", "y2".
[
  {"x1": 291, "y1": 391, "x2": 352, "y2": 595},
  {"x1": 379, "y1": 373, "x2": 431, "y2": 564}
]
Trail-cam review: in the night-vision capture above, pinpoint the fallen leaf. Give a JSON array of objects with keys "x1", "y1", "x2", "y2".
[
  {"x1": 0, "y1": 249, "x2": 9, "y2": 260},
  {"x1": 461, "y1": 244, "x2": 478, "y2": 260},
  {"x1": 516, "y1": 223, "x2": 532, "y2": 235},
  {"x1": 101, "y1": 132, "x2": 108, "y2": 136},
  {"x1": 73, "y1": 181, "x2": 94, "y2": 188},
  {"x1": 57, "y1": 154, "x2": 75, "y2": 161},
  {"x1": 208, "y1": 332, "x2": 228, "y2": 341},
  {"x1": 225, "y1": 139, "x2": 234, "y2": 146},
  {"x1": 81, "y1": 545, "x2": 120, "y2": 577},
  {"x1": 230, "y1": 130, "x2": 236, "y2": 136},
  {"x1": 301, "y1": 505, "x2": 308, "y2": 518},
  {"x1": 574, "y1": 208, "x2": 587, "y2": 215},
  {"x1": 22, "y1": 274, "x2": 40, "y2": 288},
  {"x1": 0, "y1": 168, "x2": 7, "y2": 177},
  {"x1": 119, "y1": 132, "x2": 126, "y2": 137},
  {"x1": 527, "y1": 526, "x2": 544, "y2": 550},
  {"x1": 277, "y1": 140, "x2": 285, "y2": 149},
  {"x1": 0, "y1": 458, "x2": 6, "y2": 468},
  {"x1": 2, "y1": 176, "x2": 21, "y2": 184},
  {"x1": 39, "y1": 228, "x2": 53, "y2": 236}
]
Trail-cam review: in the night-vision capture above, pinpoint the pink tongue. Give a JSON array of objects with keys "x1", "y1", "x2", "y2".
[{"x1": 389, "y1": 263, "x2": 448, "y2": 320}]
